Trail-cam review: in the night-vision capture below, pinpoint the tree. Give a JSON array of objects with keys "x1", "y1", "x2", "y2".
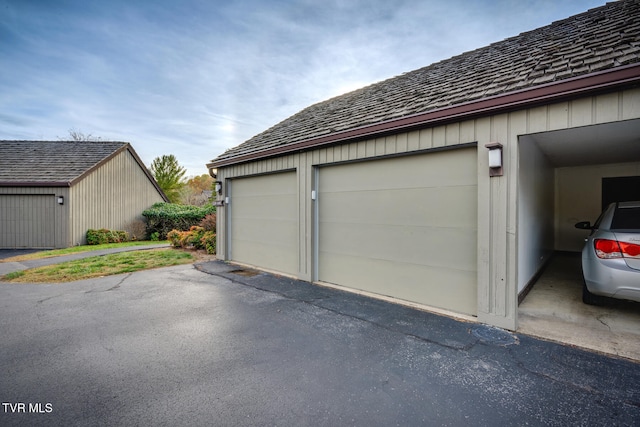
[
  {"x1": 181, "y1": 174, "x2": 215, "y2": 206},
  {"x1": 60, "y1": 128, "x2": 103, "y2": 141},
  {"x1": 150, "y1": 155, "x2": 187, "y2": 203}
]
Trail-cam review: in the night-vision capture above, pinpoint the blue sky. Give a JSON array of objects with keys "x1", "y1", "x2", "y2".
[{"x1": 1, "y1": 0, "x2": 607, "y2": 177}]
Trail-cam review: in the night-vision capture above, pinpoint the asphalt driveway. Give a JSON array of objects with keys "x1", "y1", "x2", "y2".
[{"x1": 1, "y1": 260, "x2": 639, "y2": 426}]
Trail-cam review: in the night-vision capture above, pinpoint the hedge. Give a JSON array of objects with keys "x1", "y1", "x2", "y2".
[
  {"x1": 142, "y1": 202, "x2": 216, "y2": 240},
  {"x1": 86, "y1": 229, "x2": 129, "y2": 245},
  {"x1": 167, "y1": 227, "x2": 216, "y2": 254}
]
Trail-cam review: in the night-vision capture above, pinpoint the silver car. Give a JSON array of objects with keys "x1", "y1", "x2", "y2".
[{"x1": 575, "y1": 201, "x2": 640, "y2": 305}]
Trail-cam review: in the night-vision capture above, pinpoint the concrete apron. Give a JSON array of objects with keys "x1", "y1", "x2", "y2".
[{"x1": 518, "y1": 252, "x2": 640, "y2": 362}]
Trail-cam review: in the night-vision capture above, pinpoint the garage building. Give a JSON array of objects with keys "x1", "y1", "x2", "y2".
[
  {"x1": 0, "y1": 141, "x2": 168, "y2": 249},
  {"x1": 207, "y1": 1, "x2": 640, "y2": 330}
]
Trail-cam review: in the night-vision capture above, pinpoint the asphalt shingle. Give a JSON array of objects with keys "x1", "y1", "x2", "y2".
[{"x1": 0, "y1": 141, "x2": 127, "y2": 185}]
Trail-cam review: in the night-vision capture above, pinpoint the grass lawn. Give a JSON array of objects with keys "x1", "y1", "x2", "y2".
[
  {"x1": 1, "y1": 241, "x2": 168, "y2": 262},
  {"x1": 3, "y1": 248, "x2": 195, "y2": 283}
]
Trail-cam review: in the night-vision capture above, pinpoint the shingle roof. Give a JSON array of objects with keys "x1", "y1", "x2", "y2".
[
  {"x1": 0, "y1": 141, "x2": 128, "y2": 185},
  {"x1": 210, "y1": 0, "x2": 640, "y2": 167}
]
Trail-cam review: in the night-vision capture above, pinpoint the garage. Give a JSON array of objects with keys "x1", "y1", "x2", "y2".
[
  {"x1": 517, "y1": 118, "x2": 640, "y2": 358},
  {"x1": 316, "y1": 147, "x2": 477, "y2": 315},
  {"x1": 517, "y1": 118, "x2": 640, "y2": 294},
  {"x1": 0, "y1": 194, "x2": 56, "y2": 249},
  {"x1": 228, "y1": 171, "x2": 298, "y2": 276},
  {"x1": 209, "y1": 2, "x2": 640, "y2": 331},
  {"x1": 1, "y1": 141, "x2": 168, "y2": 249}
]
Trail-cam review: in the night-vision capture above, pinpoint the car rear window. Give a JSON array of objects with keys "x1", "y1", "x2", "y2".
[{"x1": 611, "y1": 207, "x2": 640, "y2": 230}]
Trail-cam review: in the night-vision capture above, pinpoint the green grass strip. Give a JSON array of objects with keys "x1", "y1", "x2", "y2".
[
  {"x1": 1, "y1": 241, "x2": 168, "y2": 262},
  {"x1": 2, "y1": 248, "x2": 193, "y2": 283}
]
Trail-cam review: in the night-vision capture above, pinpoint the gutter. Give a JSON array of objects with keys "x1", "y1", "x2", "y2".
[{"x1": 208, "y1": 63, "x2": 640, "y2": 169}]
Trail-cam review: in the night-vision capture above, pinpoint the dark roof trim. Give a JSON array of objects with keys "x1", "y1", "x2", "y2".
[
  {"x1": 0, "y1": 182, "x2": 71, "y2": 187},
  {"x1": 208, "y1": 63, "x2": 640, "y2": 169},
  {"x1": 0, "y1": 143, "x2": 169, "y2": 201}
]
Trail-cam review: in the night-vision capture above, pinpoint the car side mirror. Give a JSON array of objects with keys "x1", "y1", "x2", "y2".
[{"x1": 574, "y1": 221, "x2": 592, "y2": 230}]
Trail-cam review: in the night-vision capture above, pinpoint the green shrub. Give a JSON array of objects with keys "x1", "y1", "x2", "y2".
[
  {"x1": 167, "y1": 226, "x2": 216, "y2": 254},
  {"x1": 200, "y1": 231, "x2": 216, "y2": 254},
  {"x1": 86, "y1": 229, "x2": 129, "y2": 245},
  {"x1": 166, "y1": 229, "x2": 184, "y2": 248},
  {"x1": 142, "y1": 202, "x2": 216, "y2": 239}
]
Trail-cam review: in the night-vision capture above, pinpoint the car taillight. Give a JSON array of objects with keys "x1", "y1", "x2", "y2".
[
  {"x1": 619, "y1": 241, "x2": 640, "y2": 258},
  {"x1": 594, "y1": 239, "x2": 622, "y2": 258},
  {"x1": 594, "y1": 239, "x2": 640, "y2": 259}
]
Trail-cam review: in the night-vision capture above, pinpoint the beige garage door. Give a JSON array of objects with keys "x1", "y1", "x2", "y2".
[
  {"x1": 229, "y1": 172, "x2": 298, "y2": 276},
  {"x1": 0, "y1": 194, "x2": 56, "y2": 249},
  {"x1": 318, "y1": 148, "x2": 478, "y2": 315}
]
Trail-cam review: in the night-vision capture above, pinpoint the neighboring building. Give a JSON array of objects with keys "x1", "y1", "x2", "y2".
[
  {"x1": 0, "y1": 141, "x2": 168, "y2": 249},
  {"x1": 207, "y1": 1, "x2": 640, "y2": 330}
]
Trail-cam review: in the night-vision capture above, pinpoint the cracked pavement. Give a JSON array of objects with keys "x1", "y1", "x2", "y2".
[{"x1": 1, "y1": 261, "x2": 639, "y2": 426}]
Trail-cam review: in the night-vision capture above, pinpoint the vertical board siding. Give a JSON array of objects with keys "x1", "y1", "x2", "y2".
[
  {"x1": 69, "y1": 150, "x2": 165, "y2": 245},
  {"x1": 214, "y1": 88, "x2": 640, "y2": 330},
  {"x1": 622, "y1": 87, "x2": 640, "y2": 119},
  {"x1": 0, "y1": 187, "x2": 68, "y2": 248}
]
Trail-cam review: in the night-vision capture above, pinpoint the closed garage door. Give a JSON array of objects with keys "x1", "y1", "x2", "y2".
[
  {"x1": 229, "y1": 172, "x2": 298, "y2": 276},
  {"x1": 317, "y1": 148, "x2": 477, "y2": 315},
  {"x1": 0, "y1": 194, "x2": 56, "y2": 249}
]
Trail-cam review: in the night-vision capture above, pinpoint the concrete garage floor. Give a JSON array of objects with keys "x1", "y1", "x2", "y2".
[{"x1": 518, "y1": 252, "x2": 640, "y2": 362}]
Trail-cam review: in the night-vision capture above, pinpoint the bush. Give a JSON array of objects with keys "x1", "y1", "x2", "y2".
[
  {"x1": 124, "y1": 219, "x2": 147, "y2": 241},
  {"x1": 200, "y1": 231, "x2": 216, "y2": 254},
  {"x1": 86, "y1": 229, "x2": 129, "y2": 245},
  {"x1": 167, "y1": 226, "x2": 216, "y2": 254},
  {"x1": 142, "y1": 202, "x2": 216, "y2": 240},
  {"x1": 199, "y1": 213, "x2": 217, "y2": 232}
]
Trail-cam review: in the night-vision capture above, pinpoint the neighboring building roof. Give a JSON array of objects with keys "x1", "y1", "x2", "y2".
[
  {"x1": 0, "y1": 141, "x2": 166, "y2": 198},
  {"x1": 209, "y1": 0, "x2": 640, "y2": 168}
]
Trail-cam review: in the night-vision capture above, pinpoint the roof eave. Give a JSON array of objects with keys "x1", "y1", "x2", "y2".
[
  {"x1": 0, "y1": 181, "x2": 71, "y2": 187},
  {"x1": 208, "y1": 63, "x2": 640, "y2": 169}
]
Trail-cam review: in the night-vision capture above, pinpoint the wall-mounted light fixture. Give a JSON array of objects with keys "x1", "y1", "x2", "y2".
[
  {"x1": 215, "y1": 181, "x2": 223, "y2": 194},
  {"x1": 485, "y1": 142, "x2": 503, "y2": 177},
  {"x1": 57, "y1": 195, "x2": 64, "y2": 205}
]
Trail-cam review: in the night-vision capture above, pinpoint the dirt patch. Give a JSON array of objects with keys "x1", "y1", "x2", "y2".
[
  {"x1": 228, "y1": 269, "x2": 260, "y2": 277},
  {"x1": 178, "y1": 248, "x2": 218, "y2": 262}
]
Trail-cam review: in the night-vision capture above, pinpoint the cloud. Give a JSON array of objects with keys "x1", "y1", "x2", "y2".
[{"x1": 0, "y1": 0, "x2": 608, "y2": 176}]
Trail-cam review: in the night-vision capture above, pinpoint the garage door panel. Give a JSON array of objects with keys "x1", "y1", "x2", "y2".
[
  {"x1": 232, "y1": 240, "x2": 297, "y2": 272},
  {"x1": 233, "y1": 194, "x2": 297, "y2": 220},
  {"x1": 319, "y1": 252, "x2": 477, "y2": 314},
  {"x1": 318, "y1": 148, "x2": 477, "y2": 315},
  {"x1": 230, "y1": 172, "x2": 298, "y2": 276},
  {"x1": 233, "y1": 217, "x2": 298, "y2": 247},
  {"x1": 322, "y1": 149, "x2": 477, "y2": 192},
  {"x1": 0, "y1": 195, "x2": 55, "y2": 249},
  {"x1": 320, "y1": 185, "x2": 477, "y2": 228},
  {"x1": 320, "y1": 222, "x2": 476, "y2": 272}
]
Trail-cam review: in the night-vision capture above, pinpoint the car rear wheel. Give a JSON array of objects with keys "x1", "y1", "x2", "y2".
[{"x1": 582, "y1": 280, "x2": 606, "y2": 306}]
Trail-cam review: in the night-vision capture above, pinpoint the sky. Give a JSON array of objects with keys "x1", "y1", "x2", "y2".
[{"x1": 0, "y1": 0, "x2": 609, "y2": 177}]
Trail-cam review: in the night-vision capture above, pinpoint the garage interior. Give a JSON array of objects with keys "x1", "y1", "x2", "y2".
[{"x1": 517, "y1": 118, "x2": 640, "y2": 362}]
